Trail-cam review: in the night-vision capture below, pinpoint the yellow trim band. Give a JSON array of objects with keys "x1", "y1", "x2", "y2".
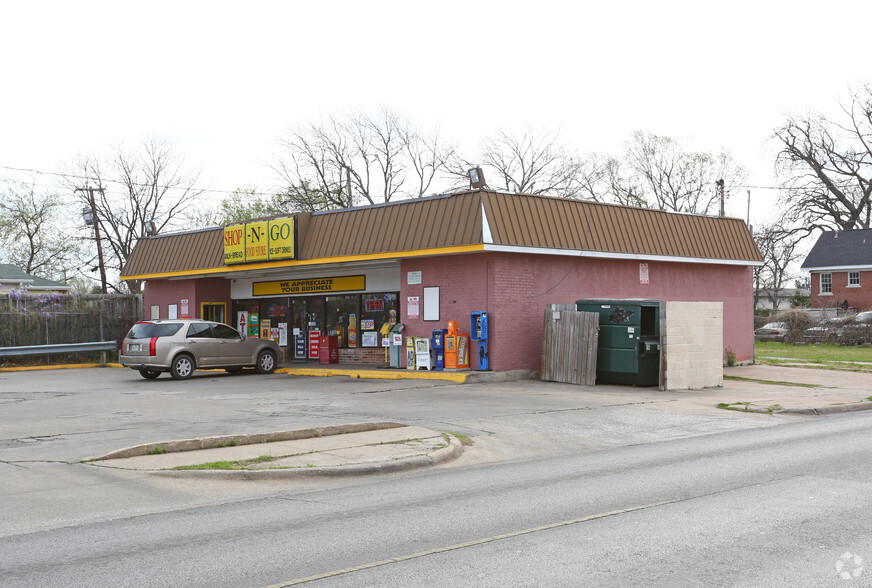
[{"x1": 121, "y1": 244, "x2": 485, "y2": 281}]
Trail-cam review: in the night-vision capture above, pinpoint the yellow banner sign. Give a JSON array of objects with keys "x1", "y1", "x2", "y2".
[
  {"x1": 223, "y1": 224, "x2": 245, "y2": 264},
  {"x1": 268, "y1": 218, "x2": 295, "y2": 260},
  {"x1": 224, "y1": 217, "x2": 296, "y2": 264},
  {"x1": 253, "y1": 275, "x2": 366, "y2": 296},
  {"x1": 245, "y1": 221, "x2": 269, "y2": 262}
]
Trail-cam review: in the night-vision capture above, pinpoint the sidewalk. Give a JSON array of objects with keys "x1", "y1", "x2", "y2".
[
  {"x1": 85, "y1": 423, "x2": 464, "y2": 479},
  {"x1": 723, "y1": 364, "x2": 872, "y2": 415}
]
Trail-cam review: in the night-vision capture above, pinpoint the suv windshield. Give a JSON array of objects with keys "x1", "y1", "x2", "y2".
[{"x1": 127, "y1": 322, "x2": 184, "y2": 339}]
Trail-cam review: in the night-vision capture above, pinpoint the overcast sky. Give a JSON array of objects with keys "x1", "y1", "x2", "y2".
[{"x1": 2, "y1": 0, "x2": 870, "y2": 225}]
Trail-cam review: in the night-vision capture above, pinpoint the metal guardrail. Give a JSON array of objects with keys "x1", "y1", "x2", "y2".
[{"x1": 0, "y1": 341, "x2": 118, "y2": 367}]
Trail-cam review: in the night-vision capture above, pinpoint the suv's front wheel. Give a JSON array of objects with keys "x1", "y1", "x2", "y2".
[{"x1": 170, "y1": 354, "x2": 195, "y2": 380}]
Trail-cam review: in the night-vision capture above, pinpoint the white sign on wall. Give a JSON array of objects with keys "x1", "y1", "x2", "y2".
[
  {"x1": 407, "y1": 271, "x2": 422, "y2": 285},
  {"x1": 407, "y1": 296, "x2": 420, "y2": 319}
]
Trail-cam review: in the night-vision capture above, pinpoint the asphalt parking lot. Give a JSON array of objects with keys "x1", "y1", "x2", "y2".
[{"x1": 2, "y1": 363, "x2": 870, "y2": 537}]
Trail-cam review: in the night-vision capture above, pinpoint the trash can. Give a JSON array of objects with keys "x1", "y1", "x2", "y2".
[
  {"x1": 576, "y1": 299, "x2": 661, "y2": 386},
  {"x1": 318, "y1": 335, "x2": 339, "y2": 365}
]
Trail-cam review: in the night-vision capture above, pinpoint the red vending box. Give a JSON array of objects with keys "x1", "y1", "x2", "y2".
[{"x1": 319, "y1": 335, "x2": 339, "y2": 364}]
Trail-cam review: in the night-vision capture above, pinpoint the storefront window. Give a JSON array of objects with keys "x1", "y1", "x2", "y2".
[
  {"x1": 235, "y1": 301, "x2": 261, "y2": 337},
  {"x1": 326, "y1": 295, "x2": 359, "y2": 348},
  {"x1": 235, "y1": 291, "x2": 398, "y2": 352},
  {"x1": 360, "y1": 292, "x2": 399, "y2": 347}
]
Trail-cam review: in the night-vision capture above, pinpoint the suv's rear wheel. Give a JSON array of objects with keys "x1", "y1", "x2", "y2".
[
  {"x1": 139, "y1": 368, "x2": 160, "y2": 380},
  {"x1": 170, "y1": 354, "x2": 195, "y2": 380},
  {"x1": 256, "y1": 350, "x2": 276, "y2": 374}
]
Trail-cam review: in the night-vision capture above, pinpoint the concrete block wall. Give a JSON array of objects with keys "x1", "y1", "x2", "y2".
[{"x1": 663, "y1": 301, "x2": 723, "y2": 390}]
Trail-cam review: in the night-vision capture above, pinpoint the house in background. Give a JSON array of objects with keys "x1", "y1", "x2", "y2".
[
  {"x1": 0, "y1": 264, "x2": 71, "y2": 294},
  {"x1": 801, "y1": 228, "x2": 872, "y2": 312},
  {"x1": 754, "y1": 287, "x2": 810, "y2": 313}
]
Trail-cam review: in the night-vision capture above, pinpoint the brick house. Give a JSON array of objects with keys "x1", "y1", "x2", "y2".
[
  {"x1": 121, "y1": 190, "x2": 762, "y2": 371},
  {"x1": 800, "y1": 229, "x2": 872, "y2": 313}
]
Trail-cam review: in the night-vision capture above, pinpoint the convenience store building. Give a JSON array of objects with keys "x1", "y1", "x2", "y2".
[{"x1": 120, "y1": 190, "x2": 762, "y2": 371}]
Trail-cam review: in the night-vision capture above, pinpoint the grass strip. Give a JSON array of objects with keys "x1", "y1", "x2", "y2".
[{"x1": 723, "y1": 375, "x2": 825, "y2": 388}]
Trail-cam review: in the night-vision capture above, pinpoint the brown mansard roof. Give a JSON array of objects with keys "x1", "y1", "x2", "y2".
[{"x1": 121, "y1": 190, "x2": 762, "y2": 279}]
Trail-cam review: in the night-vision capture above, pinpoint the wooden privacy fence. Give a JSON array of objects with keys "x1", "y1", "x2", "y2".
[{"x1": 541, "y1": 305, "x2": 599, "y2": 385}]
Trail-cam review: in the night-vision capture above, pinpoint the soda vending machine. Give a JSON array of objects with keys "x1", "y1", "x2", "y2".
[{"x1": 470, "y1": 311, "x2": 489, "y2": 370}]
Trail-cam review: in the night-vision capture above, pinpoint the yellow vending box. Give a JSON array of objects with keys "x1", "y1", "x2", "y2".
[
  {"x1": 406, "y1": 336, "x2": 416, "y2": 369},
  {"x1": 456, "y1": 333, "x2": 470, "y2": 369}
]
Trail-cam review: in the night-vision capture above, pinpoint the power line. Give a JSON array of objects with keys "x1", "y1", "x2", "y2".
[{"x1": 0, "y1": 163, "x2": 281, "y2": 200}]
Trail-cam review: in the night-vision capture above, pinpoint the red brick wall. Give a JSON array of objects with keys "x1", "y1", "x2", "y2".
[
  {"x1": 144, "y1": 278, "x2": 231, "y2": 320},
  {"x1": 809, "y1": 270, "x2": 872, "y2": 312},
  {"x1": 401, "y1": 253, "x2": 754, "y2": 370},
  {"x1": 338, "y1": 348, "x2": 389, "y2": 365},
  {"x1": 146, "y1": 254, "x2": 755, "y2": 371},
  {"x1": 399, "y1": 254, "x2": 491, "y2": 367}
]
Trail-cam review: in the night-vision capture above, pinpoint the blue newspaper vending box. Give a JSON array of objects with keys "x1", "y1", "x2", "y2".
[
  {"x1": 432, "y1": 328, "x2": 447, "y2": 371},
  {"x1": 470, "y1": 311, "x2": 489, "y2": 370}
]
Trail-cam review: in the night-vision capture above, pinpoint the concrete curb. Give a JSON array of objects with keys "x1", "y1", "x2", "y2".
[
  {"x1": 778, "y1": 402, "x2": 872, "y2": 416},
  {"x1": 0, "y1": 362, "x2": 123, "y2": 372},
  {"x1": 722, "y1": 402, "x2": 872, "y2": 416},
  {"x1": 83, "y1": 422, "x2": 407, "y2": 462},
  {"x1": 1, "y1": 362, "x2": 536, "y2": 384},
  {"x1": 148, "y1": 434, "x2": 464, "y2": 479}
]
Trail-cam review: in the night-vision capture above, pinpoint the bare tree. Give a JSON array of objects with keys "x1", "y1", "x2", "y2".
[
  {"x1": 752, "y1": 222, "x2": 805, "y2": 313},
  {"x1": 68, "y1": 138, "x2": 203, "y2": 293},
  {"x1": 590, "y1": 156, "x2": 648, "y2": 207},
  {"x1": 399, "y1": 125, "x2": 455, "y2": 198},
  {"x1": 775, "y1": 84, "x2": 872, "y2": 232},
  {"x1": 454, "y1": 128, "x2": 591, "y2": 198},
  {"x1": 274, "y1": 108, "x2": 453, "y2": 210},
  {"x1": 0, "y1": 183, "x2": 75, "y2": 279},
  {"x1": 623, "y1": 131, "x2": 746, "y2": 214}
]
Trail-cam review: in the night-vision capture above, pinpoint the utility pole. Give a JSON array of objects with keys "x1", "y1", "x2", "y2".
[
  {"x1": 77, "y1": 186, "x2": 108, "y2": 294},
  {"x1": 746, "y1": 189, "x2": 751, "y2": 228},
  {"x1": 716, "y1": 179, "x2": 725, "y2": 217}
]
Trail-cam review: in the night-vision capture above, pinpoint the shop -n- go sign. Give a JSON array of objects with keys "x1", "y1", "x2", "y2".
[{"x1": 224, "y1": 217, "x2": 295, "y2": 264}]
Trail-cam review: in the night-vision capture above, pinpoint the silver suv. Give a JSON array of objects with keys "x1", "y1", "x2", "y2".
[{"x1": 120, "y1": 319, "x2": 281, "y2": 380}]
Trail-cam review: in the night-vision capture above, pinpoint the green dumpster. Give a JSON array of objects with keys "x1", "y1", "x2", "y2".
[{"x1": 576, "y1": 299, "x2": 661, "y2": 386}]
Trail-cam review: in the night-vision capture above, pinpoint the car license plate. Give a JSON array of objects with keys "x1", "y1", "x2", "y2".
[{"x1": 129, "y1": 344, "x2": 141, "y2": 352}]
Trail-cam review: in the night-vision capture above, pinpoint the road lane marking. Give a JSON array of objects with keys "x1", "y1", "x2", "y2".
[{"x1": 262, "y1": 500, "x2": 672, "y2": 587}]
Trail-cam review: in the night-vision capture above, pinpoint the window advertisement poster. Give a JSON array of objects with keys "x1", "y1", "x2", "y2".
[
  {"x1": 361, "y1": 319, "x2": 375, "y2": 330},
  {"x1": 407, "y1": 296, "x2": 420, "y2": 319},
  {"x1": 248, "y1": 313, "x2": 260, "y2": 337},
  {"x1": 640, "y1": 263, "x2": 650, "y2": 285},
  {"x1": 237, "y1": 311, "x2": 249, "y2": 338},
  {"x1": 278, "y1": 323, "x2": 288, "y2": 346},
  {"x1": 348, "y1": 313, "x2": 357, "y2": 348},
  {"x1": 362, "y1": 331, "x2": 377, "y2": 347},
  {"x1": 295, "y1": 332, "x2": 307, "y2": 359},
  {"x1": 180, "y1": 299, "x2": 189, "y2": 318},
  {"x1": 309, "y1": 331, "x2": 321, "y2": 358},
  {"x1": 260, "y1": 319, "x2": 271, "y2": 339}
]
